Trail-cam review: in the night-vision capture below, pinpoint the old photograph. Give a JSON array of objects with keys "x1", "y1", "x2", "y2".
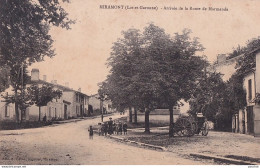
[{"x1": 0, "y1": 0, "x2": 260, "y2": 166}]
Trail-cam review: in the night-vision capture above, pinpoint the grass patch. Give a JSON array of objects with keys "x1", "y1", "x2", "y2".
[
  {"x1": 0, "y1": 120, "x2": 53, "y2": 130},
  {"x1": 126, "y1": 134, "x2": 205, "y2": 147}
]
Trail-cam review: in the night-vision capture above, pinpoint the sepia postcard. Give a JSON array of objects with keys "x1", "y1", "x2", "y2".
[{"x1": 0, "y1": 0, "x2": 260, "y2": 167}]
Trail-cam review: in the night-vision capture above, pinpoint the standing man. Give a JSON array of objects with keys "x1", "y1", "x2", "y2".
[
  {"x1": 123, "y1": 122, "x2": 128, "y2": 135},
  {"x1": 108, "y1": 117, "x2": 113, "y2": 135}
]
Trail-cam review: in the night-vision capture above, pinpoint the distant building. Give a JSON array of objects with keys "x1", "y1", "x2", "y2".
[
  {"x1": 88, "y1": 94, "x2": 100, "y2": 111},
  {"x1": 0, "y1": 69, "x2": 89, "y2": 121},
  {"x1": 88, "y1": 94, "x2": 115, "y2": 115},
  {"x1": 209, "y1": 54, "x2": 243, "y2": 81}
]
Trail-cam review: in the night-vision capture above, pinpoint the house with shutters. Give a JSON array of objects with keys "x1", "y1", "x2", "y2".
[{"x1": 0, "y1": 68, "x2": 89, "y2": 121}]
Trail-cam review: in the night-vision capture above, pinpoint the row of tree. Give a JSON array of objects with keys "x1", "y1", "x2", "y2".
[{"x1": 0, "y1": 0, "x2": 73, "y2": 122}]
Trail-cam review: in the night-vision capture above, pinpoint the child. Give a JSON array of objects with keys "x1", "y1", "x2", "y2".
[
  {"x1": 98, "y1": 123, "x2": 102, "y2": 136},
  {"x1": 88, "y1": 125, "x2": 94, "y2": 139},
  {"x1": 123, "y1": 122, "x2": 128, "y2": 135}
]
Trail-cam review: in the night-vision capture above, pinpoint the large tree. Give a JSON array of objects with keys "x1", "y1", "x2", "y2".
[
  {"x1": 106, "y1": 28, "x2": 144, "y2": 124},
  {"x1": 0, "y1": 0, "x2": 74, "y2": 122},
  {"x1": 141, "y1": 26, "x2": 206, "y2": 137},
  {"x1": 104, "y1": 24, "x2": 206, "y2": 135},
  {"x1": 0, "y1": 66, "x2": 10, "y2": 92}
]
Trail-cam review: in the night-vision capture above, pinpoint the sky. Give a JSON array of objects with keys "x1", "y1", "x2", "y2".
[{"x1": 29, "y1": 0, "x2": 260, "y2": 95}]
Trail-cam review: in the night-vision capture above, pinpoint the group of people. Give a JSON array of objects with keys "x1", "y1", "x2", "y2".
[
  {"x1": 88, "y1": 117, "x2": 128, "y2": 139},
  {"x1": 98, "y1": 117, "x2": 128, "y2": 136}
]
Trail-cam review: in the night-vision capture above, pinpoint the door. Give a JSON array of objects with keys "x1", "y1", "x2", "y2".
[
  {"x1": 247, "y1": 106, "x2": 254, "y2": 135},
  {"x1": 64, "y1": 104, "x2": 68, "y2": 119}
]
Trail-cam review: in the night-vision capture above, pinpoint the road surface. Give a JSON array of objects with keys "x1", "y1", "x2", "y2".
[{"x1": 0, "y1": 114, "x2": 203, "y2": 165}]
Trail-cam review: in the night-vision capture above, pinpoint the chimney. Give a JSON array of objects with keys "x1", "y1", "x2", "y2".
[
  {"x1": 43, "y1": 75, "x2": 47, "y2": 82},
  {"x1": 31, "y1": 69, "x2": 39, "y2": 81},
  {"x1": 65, "y1": 82, "x2": 69, "y2": 88},
  {"x1": 78, "y1": 88, "x2": 81, "y2": 92}
]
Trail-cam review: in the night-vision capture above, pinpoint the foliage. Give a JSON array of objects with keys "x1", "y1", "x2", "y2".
[
  {"x1": 189, "y1": 72, "x2": 226, "y2": 122},
  {"x1": 234, "y1": 37, "x2": 260, "y2": 76},
  {"x1": 27, "y1": 84, "x2": 62, "y2": 107},
  {"x1": 253, "y1": 93, "x2": 260, "y2": 104},
  {"x1": 2, "y1": 86, "x2": 34, "y2": 112},
  {"x1": 0, "y1": 66, "x2": 10, "y2": 92},
  {"x1": 227, "y1": 45, "x2": 246, "y2": 60},
  {"x1": 103, "y1": 23, "x2": 206, "y2": 135},
  {"x1": 0, "y1": 0, "x2": 74, "y2": 67},
  {"x1": 0, "y1": 0, "x2": 73, "y2": 121}
]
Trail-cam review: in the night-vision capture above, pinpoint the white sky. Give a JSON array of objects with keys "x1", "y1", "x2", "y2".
[{"x1": 29, "y1": 0, "x2": 260, "y2": 95}]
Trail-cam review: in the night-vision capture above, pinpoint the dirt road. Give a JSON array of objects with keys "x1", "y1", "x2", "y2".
[{"x1": 0, "y1": 114, "x2": 203, "y2": 165}]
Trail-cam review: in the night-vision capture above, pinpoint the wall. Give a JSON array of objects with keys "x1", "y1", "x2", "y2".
[
  {"x1": 136, "y1": 114, "x2": 180, "y2": 124},
  {"x1": 89, "y1": 95, "x2": 100, "y2": 110},
  {"x1": 243, "y1": 72, "x2": 256, "y2": 106},
  {"x1": 254, "y1": 51, "x2": 260, "y2": 136},
  {"x1": 256, "y1": 52, "x2": 260, "y2": 93},
  {"x1": 63, "y1": 91, "x2": 75, "y2": 117}
]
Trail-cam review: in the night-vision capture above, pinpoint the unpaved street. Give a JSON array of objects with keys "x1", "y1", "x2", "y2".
[{"x1": 0, "y1": 114, "x2": 202, "y2": 165}]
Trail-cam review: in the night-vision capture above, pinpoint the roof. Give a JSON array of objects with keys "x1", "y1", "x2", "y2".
[{"x1": 27, "y1": 79, "x2": 89, "y2": 97}]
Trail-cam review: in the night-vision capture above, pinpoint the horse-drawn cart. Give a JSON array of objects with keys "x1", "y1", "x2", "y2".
[{"x1": 174, "y1": 113, "x2": 209, "y2": 137}]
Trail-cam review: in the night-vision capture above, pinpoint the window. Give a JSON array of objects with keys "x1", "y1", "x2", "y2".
[
  {"x1": 49, "y1": 107, "x2": 52, "y2": 118},
  {"x1": 55, "y1": 108, "x2": 57, "y2": 118},
  {"x1": 248, "y1": 79, "x2": 252, "y2": 100},
  {"x1": 5, "y1": 105, "x2": 9, "y2": 117}
]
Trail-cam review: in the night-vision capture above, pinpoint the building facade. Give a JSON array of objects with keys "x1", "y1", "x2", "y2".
[{"x1": 0, "y1": 69, "x2": 89, "y2": 121}]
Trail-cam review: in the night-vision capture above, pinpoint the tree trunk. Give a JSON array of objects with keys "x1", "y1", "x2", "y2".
[
  {"x1": 129, "y1": 107, "x2": 132, "y2": 123},
  {"x1": 169, "y1": 105, "x2": 174, "y2": 137},
  {"x1": 15, "y1": 102, "x2": 19, "y2": 123},
  {"x1": 14, "y1": 89, "x2": 19, "y2": 123},
  {"x1": 20, "y1": 109, "x2": 24, "y2": 123},
  {"x1": 134, "y1": 107, "x2": 137, "y2": 124},
  {"x1": 38, "y1": 106, "x2": 41, "y2": 121},
  {"x1": 144, "y1": 108, "x2": 150, "y2": 133}
]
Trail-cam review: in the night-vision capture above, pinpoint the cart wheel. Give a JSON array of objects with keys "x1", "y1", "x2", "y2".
[
  {"x1": 174, "y1": 118, "x2": 194, "y2": 137},
  {"x1": 201, "y1": 121, "x2": 209, "y2": 136}
]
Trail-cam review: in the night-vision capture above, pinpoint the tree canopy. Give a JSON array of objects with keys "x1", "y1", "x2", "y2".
[
  {"x1": 0, "y1": 0, "x2": 73, "y2": 122},
  {"x1": 102, "y1": 23, "x2": 206, "y2": 136}
]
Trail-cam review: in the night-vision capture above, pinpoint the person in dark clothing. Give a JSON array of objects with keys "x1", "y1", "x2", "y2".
[
  {"x1": 118, "y1": 122, "x2": 122, "y2": 135},
  {"x1": 108, "y1": 117, "x2": 113, "y2": 135},
  {"x1": 98, "y1": 123, "x2": 102, "y2": 136},
  {"x1": 123, "y1": 122, "x2": 128, "y2": 135},
  {"x1": 43, "y1": 114, "x2": 47, "y2": 122},
  {"x1": 112, "y1": 121, "x2": 116, "y2": 134},
  {"x1": 104, "y1": 122, "x2": 108, "y2": 136},
  {"x1": 88, "y1": 125, "x2": 94, "y2": 140}
]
